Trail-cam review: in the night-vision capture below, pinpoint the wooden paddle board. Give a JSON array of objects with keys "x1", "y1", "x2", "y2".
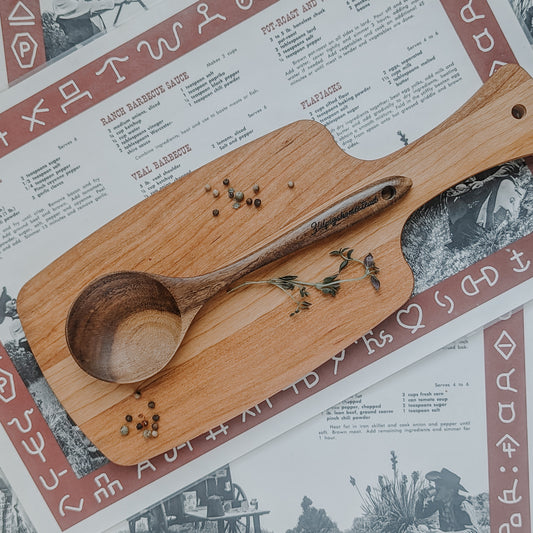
[{"x1": 17, "y1": 64, "x2": 533, "y2": 465}]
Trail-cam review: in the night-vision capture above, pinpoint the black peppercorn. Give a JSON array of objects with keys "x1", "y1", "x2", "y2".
[
  {"x1": 254, "y1": 198, "x2": 261, "y2": 207},
  {"x1": 136, "y1": 422, "x2": 143, "y2": 430},
  {"x1": 152, "y1": 422, "x2": 159, "y2": 430},
  {"x1": 152, "y1": 414, "x2": 160, "y2": 422},
  {"x1": 246, "y1": 198, "x2": 253, "y2": 205},
  {"x1": 125, "y1": 414, "x2": 133, "y2": 422},
  {"x1": 223, "y1": 178, "x2": 230, "y2": 186},
  {"x1": 212, "y1": 209, "x2": 219, "y2": 217},
  {"x1": 148, "y1": 401, "x2": 155, "y2": 409}
]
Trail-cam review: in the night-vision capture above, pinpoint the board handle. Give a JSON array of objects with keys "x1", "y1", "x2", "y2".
[{"x1": 379, "y1": 64, "x2": 533, "y2": 209}]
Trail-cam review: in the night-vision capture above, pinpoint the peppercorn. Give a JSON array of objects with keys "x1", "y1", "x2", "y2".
[
  {"x1": 246, "y1": 198, "x2": 253, "y2": 205},
  {"x1": 143, "y1": 429, "x2": 152, "y2": 439},
  {"x1": 120, "y1": 425, "x2": 129, "y2": 436},
  {"x1": 125, "y1": 414, "x2": 133, "y2": 422},
  {"x1": 252, "y1": 184, "x2": 260, "y2": 193},
  {"x1": 152, "y1": 422, "x2": 159, "y2": 430},
  {"x1": 151, "y1": 430, "x2": 159, "y2": 438},
  {"x1": 133, "y1": 390, "x2": 141, "y2": 399},
  {"x1": 228, "y1": 190, "x2": 235, "y2": 199},
  {"x1": 288, "y1": 181, "x2": 295, "y2": 188},
  {"x1": 254, "y1": 198, "x2": 262, "y2": 207},
  {"x1": 148, "y1": 401, "x2": 155, "y2": 409},
  {"x1": 233, "y1": 202, "x2": 241, "y2": 209},
  {"x1": 152, "y1": 414, "x2": 160, "y2": 422},
  {"x1": 223, "y1": 178, "x2": 230, "y2": 186},
  {"x1": 136, "y1": 422, "x2": 143, "y2": 430},
  {"x1": 142, "y1": 420, "x2": 148, "y2": 427},
  {"x1": 235, "y1": 191, "x2": 244, "y2": 202},
  {"x1": 212, "y1": 209, "x2": 219, "y2": 217},
  {"x1": 213, "y1": 189, "x2": 220, "y2": 198},
  {"x1": 204, "y1": 184, "x2": 211, "y2": 192}
]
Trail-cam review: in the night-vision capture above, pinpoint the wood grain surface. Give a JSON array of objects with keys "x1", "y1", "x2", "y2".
[{"x1": 17, "y1": 64, "x2": 533, "y2": 465}]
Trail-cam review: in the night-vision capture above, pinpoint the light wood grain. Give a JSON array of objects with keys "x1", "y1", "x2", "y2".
[
  {"x1": 64, "y1": 177, "x2": 410, "y2": 383},
  {"x1": 17, "y1": 64, "x2": 533, "y2": 465}
]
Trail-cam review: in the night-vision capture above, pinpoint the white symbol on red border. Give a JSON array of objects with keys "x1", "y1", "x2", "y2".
[
  {"x1": 396, "y1": 303, "x2": 425, "y2": 333},
  {"x1": 236, "y1": 0, "x2": 253, "y2": 9},
  {"x1": 11, "y1": 33, "x2": 38, "y2": 69},
  {"x1": 434, "y1": 290, "x2": 454, "y2": 314},
  {"x1": 59, "y1": 495, "x2": 84, "y2": 516},
  {"x1": 0, "y1": 368, "x2": 15, "y2": 402},
  {"x1": 494, "y1": 330, "x2": 516, "y2": 360},
  {"x1": 8, "y1": 1, "x2": 36, "y2": 26}
]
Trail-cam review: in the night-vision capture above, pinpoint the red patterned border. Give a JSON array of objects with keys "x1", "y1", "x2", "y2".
[
  {"x1": 0, "y1": 0, "x2": 46, "y2": 84},
  {"x1": 440, "y1": 0, "x2": 517, "y2": 80},
  {"x1": 484, "y1": 309, "x2": 531, "y2": 532}
]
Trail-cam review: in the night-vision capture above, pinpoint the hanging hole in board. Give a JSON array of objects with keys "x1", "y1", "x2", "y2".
[
  {"x1": 511, "y1": 104, "x2": 527, "y2": 119},
  {"x1": 381, "y1": 185, "x2": 396, "y2": 200}
]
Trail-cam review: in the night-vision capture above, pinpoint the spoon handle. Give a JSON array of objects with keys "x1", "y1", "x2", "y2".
[{"x1": 192, "y1": 176, "x2": 411, "y2": 301}]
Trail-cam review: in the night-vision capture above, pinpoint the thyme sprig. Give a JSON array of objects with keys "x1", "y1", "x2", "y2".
[{"x1": 229, "y1": 248, "x2": 380, "y2": 316}]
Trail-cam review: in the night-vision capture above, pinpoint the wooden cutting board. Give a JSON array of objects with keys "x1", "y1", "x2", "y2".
[{"x1": 17, "y1": 64, "x2": 533, "y2": 465}]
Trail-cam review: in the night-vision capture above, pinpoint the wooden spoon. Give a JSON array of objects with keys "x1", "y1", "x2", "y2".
[{"x1": 65, "y1": 176, "x2": 411, "y2": 383}]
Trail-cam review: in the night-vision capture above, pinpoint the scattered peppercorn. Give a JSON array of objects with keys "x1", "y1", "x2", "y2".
[
  {"x1": 212, "y1": 209, "x2": 219, "y2": 217},
  {"x1": 148, "y1": 401, "x2": 155, "y2": 409},
  {"x1": 252, "y1": 184, "x2": 260, "y2": 193},
  {"x1": 228, "y1": 190, "x2": 235, "y2": 199},
  {"x1": 223, "y1": 178, "x2": 230, "y2": 186},
  {"x1": 133, "y1": 390, "x2": 141, "y2": 399},
  {"x1": 288, "y1": 181, "x2": 295, "y2": 188},
  {"x1": 254, "y1": 198, "x2": 262, "y2": 207},
  {"x1": 142, "y1": 420, "x2": 148, "y2": 427},
  {"x1": 143, "y1": 429, "x2": 152, "y2": 439},
  {"x1": 235, "y1": 191, "x2": 244, "y2": 202},
  {"x1": 125, "y1": 414, "x2": 133, "y2": 422},
  {"x1": 204, "y1": 184, "x2": 211, "y2": 192},
  {"x1": 152, "y1": 414, "x2": 160, "y2": 422},
  {"x1": 120, "y1": 425, "x2": 129, "y2": 436},
  {"x1": 246, "y1": 198, "x2": 253, "y2": 205},
  {"x1": 136, "y1": 422, "x2": 143, "y2": 430},
  {"x1": 152, "y1": 430, "x2": 159, "y2": 438},
  {"x1": 213, "y1": 189, "x2": 220, "y2": 198},
  {"x1": 233, "y1": 202, "x2": 241, "y2": 209}
]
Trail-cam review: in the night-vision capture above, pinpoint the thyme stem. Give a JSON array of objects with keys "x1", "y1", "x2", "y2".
[{"x1": 228, "y1": 248, "x2": 380, "y2": 316}]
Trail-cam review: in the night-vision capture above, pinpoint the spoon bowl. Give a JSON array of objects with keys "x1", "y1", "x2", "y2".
[
  {"x1": 66, "y1": 271, "x2": 184, "y2": 382},
  {"x1": 65, "y1": 176, "x2": 411, "y2": 383}
]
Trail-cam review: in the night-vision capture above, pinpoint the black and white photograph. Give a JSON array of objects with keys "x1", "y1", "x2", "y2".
[
  {"x1": 508, "y1": 0, "x2": 533, "y2": 43},
  {"x1": 108, "y1": 466, "x2": 270, "y2": 533},
  {"x1": 0, "y1": 468, "x2": 36, "y2": 533},
  {"x1": 39, "y1": 0, "x2": 150, "y2": 60},
  {"x1": 402, "y1": 159, "x2": 533, "y2": 293}
]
